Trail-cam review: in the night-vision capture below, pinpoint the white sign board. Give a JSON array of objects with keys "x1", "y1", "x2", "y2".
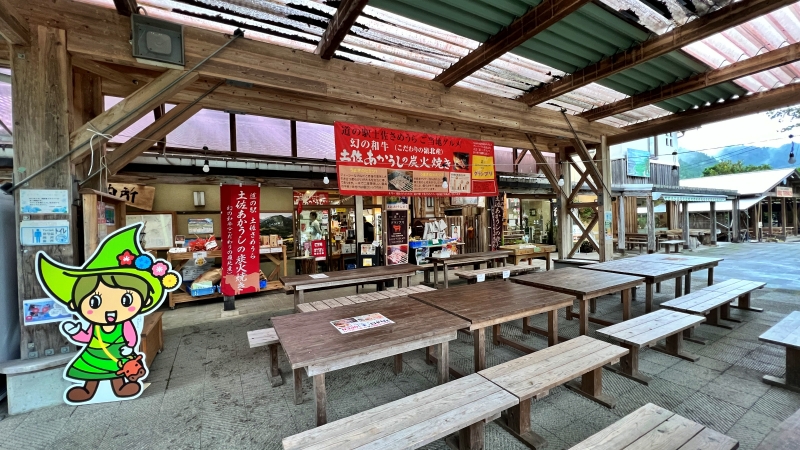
[
  {"x1": 19, "y1": 189, "x2": 69, "y2": 214},
  {"x1": 476, "y1": 273, "x2": 486, "y2": 283},
  {"x1": 502, "y1": 269, "x2": 510, "y2": 279},
  {"x1": 20, "y1": 220, "x2": 70, "y2": 246}
]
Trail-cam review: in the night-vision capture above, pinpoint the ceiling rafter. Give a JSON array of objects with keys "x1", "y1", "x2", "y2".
[
  {"x1": 315, "y1": 0, "x2": 370, "y2": 60},
  {"x1": 606, "y1": 81, "x2": 800, "y2": 146},
  {"x1": 0, "y1": 1, "x2": 30, "y2": 45},
  {"x1": 580, "y1": 41, "x2": 800, "y2": 121},
  {"x1": 517, "y1": 0, "x2": 796, "y2": 106},
  {"x1": 113, "y1": 0, "x2": 138, "y2": 16},
  {"x1": 433, "y1": 0, "x2": 592, "y2": 87}
]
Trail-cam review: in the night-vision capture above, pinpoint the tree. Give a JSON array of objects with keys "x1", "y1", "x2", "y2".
[
  {"x1": 702, "y1": 160, "x2": 771, "y2": 177},
  {"x1": 768, "y1": 106, "x2": 800, "y2": 132}
]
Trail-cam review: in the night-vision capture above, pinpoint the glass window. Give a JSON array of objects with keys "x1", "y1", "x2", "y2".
[
  {"x1": 168, "y1": 108, "x2": 230, "y2": 151},
  {"x1": 297, "y1": 122, "x2": 335, "y2": 159},
  {"x1": 236, "y1": 115, "x2": 291, "y2": 156}
]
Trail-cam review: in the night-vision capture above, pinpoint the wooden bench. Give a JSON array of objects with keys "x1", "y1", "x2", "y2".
[
  {"x1": 477, "y1": 335, "x2": 628, "y2": 448},
  {"x1": 759, "y1": 311, "x2": 800, "y2": 393},
  {"x1": 140, "y1": 311, "x2": 164, "y2": 362},
  {"x1": 596, "y1": 309, "x2": 705, "y2": 385},
  {"x1": 570, "y1": 403, "x2": 738, "y2": 449},
  {"x1": 659, "y1": 239, "x2": 685, "y2": 253},
  {"x1": 282, "y1": 373, "x2": 517, "y2": 450},
  {"x1": 295, "y1": 285, "x2": 436, "y2": 313},
  {"x1": 454, "y1": 263, "x2": 542, "y2": 284},
  {"x1": 247, "y1": 328, "x2": 283, "y2": 387},
  {"x1": 707, "y1": 278, "x2": 766, "y2": 313},
  {"x1": 756, "y1": 406, "x2": 800, "y2": 449},
  {"x1": 662, "y1": 279, "x2": 766, "y2": 333}
]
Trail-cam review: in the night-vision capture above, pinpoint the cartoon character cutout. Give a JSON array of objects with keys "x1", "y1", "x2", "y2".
[{"x1": 35, "y1": 223, "x2": 181, "y2": 405}]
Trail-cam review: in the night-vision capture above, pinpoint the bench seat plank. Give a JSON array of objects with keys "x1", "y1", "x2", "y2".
[
  {"x1": 282, "y1": 373, "x2": 516, "y2": 450},
  {"x1": 760, "y1": 311, "x2": 800, "y2": 349},
  {"x1": 570, "y1": 403, "x2": 670, "y2": 450},
  {"x1": 598, "y1": 310, "x2": 704, "y2": 347},
  {"x1": 247, "y1": 328, "x2": 279, "y2": 347},
  {"x1": 661, "y1": 291, "x2": 733, "y2": 314}
]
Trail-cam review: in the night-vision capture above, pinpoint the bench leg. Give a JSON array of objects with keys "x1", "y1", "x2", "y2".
[
  {"x1": 473, "y1": 328, "x2": 486, "y2": 372},
  {"x1": 497, "y1": 399, "x2": 547, "y2": 449},
  {"x1": 763, "y1": 347, "x2": 800, "y2": 393},
  {"x1": 645, "y1": 282, "x2": 654, "y2": 313},
  {"x1": 731, "y1": 292, "x2": 764, "y2": 312},
  {"x1": 293, "y1": 290, "x2": 304, "y2": 310},
  {"x1": 705, "y1": 306, "x2": 733, "y2": 329},
  {"x1": 653, "y1": 331, "x2": 700, "y2": 362},
  {"x1": 720, "y1": 303, "x2": 742, "y2": 323},
  {"x1": 313, "y1": 373, "x2": 326, "y2": 426},
  {"x1": 684, "y1": 271, "x2": 692, "y2": 294},
  {"x1": 674, "y1": 276, "x2": 683, "y2": 298},
  {"x1": 294, "y1": 369, "x2": 304, "y2": 405},
  {"x1": 566, "y1": 367, "x2": 616, "y2": 408},
  {"x1": 424, "y1": 269, "x2": 431, "y2": 285},
  {"x1": 589, "y1": 297, "x2": 597, "y2": 314},
  {"x1": 443, "y1": 264, "x2": 450, "y2": 289},
  {"x1": 682, "y1": 327, "x2": 708, "y2": 345},
  {"x1": 621, "y1": 289, "x2": 631, "y2": 322},
  {"x1": 437, "y1": 341, "x2": 450, "y2": 384},
  {"x1": 656, "y1": 282, "x2": 661, "y2": 293},
  {"x1": 607, "y1": 344, "x2": 651, "y2": 386},
  {"x1": 579, "y1": 299, "x2": 589, "y2": 336},
  {"x1": 446, "y1": 421, "x2": 485, "y2": 450},
  {"x1": 267, "y1": 344, "x2": 283, "y2": 387},
  {"x1": 394, "y1": 353, "x2": 403, "y2": 375},
  {"x1": 707, "y1": 267, "x2": 714, "y2": 286}
]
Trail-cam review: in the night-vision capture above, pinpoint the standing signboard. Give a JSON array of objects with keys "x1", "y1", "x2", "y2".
[
  {"x1": 334, "y1": 122, "x2": 497, "y2": 197},
  {"x1": 220, "y1": 185, "x2": 260, "y2": 296}
]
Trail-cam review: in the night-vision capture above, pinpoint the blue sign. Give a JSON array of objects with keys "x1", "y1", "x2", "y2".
[{"x1": 20, "y1": 220, "x2": 70, "y2": 246}]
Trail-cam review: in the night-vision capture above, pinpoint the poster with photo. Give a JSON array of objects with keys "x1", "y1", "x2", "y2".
[{"x1": 330, "y1": 313, "x2": 394, "y2": 334}]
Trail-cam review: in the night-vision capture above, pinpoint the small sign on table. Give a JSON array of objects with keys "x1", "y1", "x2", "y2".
[{"x1": 330, "y1": 313, "x2": 394, "y2": 334}]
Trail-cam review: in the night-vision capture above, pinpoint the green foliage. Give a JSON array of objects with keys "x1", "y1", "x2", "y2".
[
  {"x1": 768, "y1": 106, "x2": 800, "y2": 132},
  {"x1": 678, "y1": 151, "x2": 719, "y2": 179},
  {"x1": 578, "y1": 207, "x2": 594, "y2": 225},
  {"x1": 702, "y1": 160, "x2": 771, "y2": 177}
]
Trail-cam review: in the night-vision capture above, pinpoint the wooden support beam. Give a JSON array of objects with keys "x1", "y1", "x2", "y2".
[
  {"x1": 518, "y1": 0, "x2": 795, "y2": 106},
  {"x1": 315, "y1": 0, "x2": 369, "y2": 60},
  {"x1": 70, "y1": 69, "x2": 199, "y2": 163},
  {"x1": 72, "y1": 66, "x2": 105, "y2": 190},
  {"x1": 568, "y1": 210, "x2": 599, "y2": 257},
  {"x1": 72, "y1": 57, "x2": 149, "y2": 87},
  {"x1": 106, "y1": 103, "x2": 202, "y2": 175},
  {"x1": 434, "y1": 0, "x2": 591, "y2": 87},
  {"x1": 110, "y1": 171, "x2": 333, "y2": 188},
  {"x1": 112, "y1": 0, "x2": 138, "y2": 16},
  {"x1": 514, "y1": 148, "x2": 530, "y2": 165},
  {"x1": 580, "y1": 42, "x2": 800, "y2": 121},
  {"x1": 607, "y1": 82, "x2": 800, "y2": 146},
  {"x1": 0, "y1": 2, "x2": 30, "y2": 45},
  {"x1": 617, "y1": 193, "x2": 626, "y2": 253}
]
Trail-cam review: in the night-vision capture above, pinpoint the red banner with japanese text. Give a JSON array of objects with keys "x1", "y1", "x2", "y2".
[
  {"x1": 220, "y1": 185, "x2": 260, "y2": 296},
  {"x1": 334, "y1": 122, "x2": 497, "y2": 197}
]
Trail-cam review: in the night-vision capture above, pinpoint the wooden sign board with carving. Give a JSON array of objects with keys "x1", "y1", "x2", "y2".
[{"x1": 107, "y1": 183, "x2": 155, "y2": 211}]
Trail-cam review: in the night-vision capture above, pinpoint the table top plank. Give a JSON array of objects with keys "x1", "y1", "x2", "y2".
[
  {"x1": 569, "y1": 403, "x2": 673, "y2": 450},
  {"x1": 582, "y1": 260, "x2": 689, "y2": 280},
  {"x1": 760, "y1": 311, "x2": 800, "y2": 350},
  {"x1": 679, "y1": 427, "x2": 740, "y2": 450},
  {"x1": 272, "y1": 296, "x2": 469, "y2": 370},
  {"x1": 624, "y1": 413, "x2": 705, "y2": 450},
  {"x1": 512, "y1": 267, "x2": 644, "y2": 299},
  {"x1": 408, "y1": 281, "x2": 574, "y2": 330},
  {"x1": 281, "y1": 264, "x2": 416, "y2": 289}
]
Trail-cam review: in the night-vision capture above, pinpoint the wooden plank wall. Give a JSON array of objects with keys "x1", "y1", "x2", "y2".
[{"x1": 611, "y1": 159, "x2": 679, "y2": 186}]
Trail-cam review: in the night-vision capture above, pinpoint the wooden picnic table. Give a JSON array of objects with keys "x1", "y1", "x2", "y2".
[
  {"x1": 626, "y1": 253, "x2": 723, "y2": 293},
  {"x1": 408, "y1": 281, "x2": 574, "y2": 375},
  {"x1": 427, "y1": 250, "x2": 511, "y2": 289},
  {"x1": 511, "y1": 268, "x2": 645, "y2": 336},
  {"x1": 759, "y1": 310, "x2": 800, "y2": 393},
  {"x1": 499, "y1": 244, "x2": 556, "y2": 269},
  {"x1": 280, "y1": 264, "x2": 417, "y2": 309},
  {"x1": 659, "y1": 239, "x2": 685, "y2": 253},
  {"x1": 271, "y1": 296, "x2": 469, "y2": 426},
  {"x1": 581, "y1": 260, "x2": 691, "y2": 314}
]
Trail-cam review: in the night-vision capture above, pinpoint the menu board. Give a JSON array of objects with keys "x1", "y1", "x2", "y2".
[
  {"x1": 220, "y1": 185, "x2": 260, "y2": 296},
  {"x1": 334, "y1": 122, "x2": 497, "y2": 197}
]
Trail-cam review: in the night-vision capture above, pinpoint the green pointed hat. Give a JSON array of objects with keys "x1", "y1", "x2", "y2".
[{"x1": 36, "y1": 223, "x2": 181, "y2": 312}]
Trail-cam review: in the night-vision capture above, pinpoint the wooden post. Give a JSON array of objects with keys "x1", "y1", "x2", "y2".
[
  {"x1": 709, "y1": 201, "x2": 717, "y2": 245},
  {"x1": 732, "y1": 198, "x2": 740, "y2": 242},
  {"x1": 617, "y1": 193, "x2": 626, "y2": 254},
  {"x1": 795, "y1": 199, "x2": 799, "y2": 235},
  {"x1": 781, "y1": 197, "x2": 787, "y2": 236},
  {"x1": 598, "y1": 136, "x2": 613, "y2": 262},
  {"x1": 72, "y1": 67, "x2": 104, "y2": 191},
  {"x1": 646, "y1": 195, "x2": 656, "y2": 253},
  {"x1": 558, "y1": 159, "x2": 572, "y2": 260},
  {"x1": 682, "y1": 201, "x2": 690, "y2": 249},
  {"x1": 12, "y1": 26, "x2": 77, "y2": 357},
  {"x1": 768, "y1": 196, "x2": 773, "y2": 237}
]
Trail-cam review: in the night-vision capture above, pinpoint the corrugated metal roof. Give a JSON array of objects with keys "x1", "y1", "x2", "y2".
[{"x1": 680, "y1": 168, "x2": 798, "y2": 195}]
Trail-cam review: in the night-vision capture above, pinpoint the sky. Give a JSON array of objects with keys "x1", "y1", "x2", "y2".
[{"x1": 678, "y1": 111, "x2": 794, "y2": 154}]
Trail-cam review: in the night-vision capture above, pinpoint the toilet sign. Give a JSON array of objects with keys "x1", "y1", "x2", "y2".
[{"x1": 20, "y1": 220, "x2": 70, "y2": 246}]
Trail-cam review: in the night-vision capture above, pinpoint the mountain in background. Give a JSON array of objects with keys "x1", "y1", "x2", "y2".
[{"x1": 678, "y1": 143, "x2": 798, "y2": 179}]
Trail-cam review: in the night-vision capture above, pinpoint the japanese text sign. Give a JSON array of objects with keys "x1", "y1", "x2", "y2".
[
  {"x1": 334, "y1": 122, "x2": 497, "y2": 197},
  {"x1": 107, "y1": 183, "x2": 156, "y2": 211},
  {"x1": 293, "y1": 190, "x2": 330, "y2": 206},
  {"x1": 220, "y1": 185, "x2": 260, "y2": 296},
  {"x1": 311, "y1": 239, "x2": 327, "y2": 261}
]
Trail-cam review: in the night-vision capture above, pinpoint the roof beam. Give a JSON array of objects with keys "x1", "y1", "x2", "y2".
[
  {"x1": 434, "y1": 0, "x2": 592, "y2": 87},
  {"x1": 0, "y1": 2, "x2": 30, "y2": 45},
  {"x1": 606, "y1": 82, "x2": 800, "y2": 146},
  {"x1": 580, "y1": 41, "x2": 800, "y2": 121},
  {"x1": 315, "y1": 0, "x2": 369, "y2": 60},
  {"x1": 518, "y1": 0, "x2": 796, "y2": 106},
  {"x1": 112, "y1": 0, "x2": 138, "y2": 16}
]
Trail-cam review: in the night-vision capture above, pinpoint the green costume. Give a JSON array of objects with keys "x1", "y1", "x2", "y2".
[{"x1": 67, "y1": 325, "x2": 125, "y2": 381}]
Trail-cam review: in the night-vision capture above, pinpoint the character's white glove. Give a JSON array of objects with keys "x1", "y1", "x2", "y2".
[
  {"x1": 61, "y1": 321, "x2": 82, "y2": 336},
  {"x1": 120, "y1": 346, "x2": 133, "y2": 356}
]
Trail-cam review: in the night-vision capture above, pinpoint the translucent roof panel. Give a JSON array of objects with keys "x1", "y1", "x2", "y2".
[
  {"x1": 296, "y1": 122, "x2": 335, "y2": 160},
  {"x1": 235, "y1": 115, "x2": 292, "y2": 156},
  {"x1": 494, "y1": 147, "x2": 514, "y2": 173},
  {"x1": 0, "y1": 72, "x2": 11, "y2": 145},
  {"x1": 168, "y1": 108, "x2": 231, "y2": 151},
  {"x1": 104, "y1": 97, "x2": 174, "y2": 144}
]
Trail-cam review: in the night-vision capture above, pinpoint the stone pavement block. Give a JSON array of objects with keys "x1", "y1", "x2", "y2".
[
  {"x1": 673, "y1": 392, "x2": 747, "y2": 433},
  {"x1": 762, "y1": 386, "x2": 800, "y2": 409},
  {"x1": 750, "y1": 396, "x2": 800, "y2": 421},
  {"x1": 704, "y1": 381, "x2": 762, "y2": 409}
]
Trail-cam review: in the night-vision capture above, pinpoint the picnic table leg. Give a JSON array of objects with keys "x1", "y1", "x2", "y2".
[
  {"x1": 654, "y1": 330, "x2": 700, "y2": 362},
  {"x1": 645, "y1": 282, "x2": 654, "y2": 313},
  {"x1": 674, "y1": 276, "x2": 683, "y2": 298},
  {"x1": 763, "y1": 347, "x2": 800, "y2": 393},
  {"x1": 566, "y1": 367, "x2": 616, "y2": 408},
  {"x1": 707, "y1": 267, "x2": 714, "y2": 285},
  {"x1": 473, "y1": 328, "x2": 486, "y2": 372},
  {"x1": 294, "y1": 369, "x2": 304, "y2": 405},
  {"x1": 546, "y1": 252, "x2": 552, "y2": 271},
  {"x1": 394, "y1": 354, "x2": 403, "y2": 375},
  {"x1": 397, "y1": 276, "x2": 403, "y2": 288},
  {"x1": 731, "y1": 292, "x2": 764, "y2": 312},
  {"x1": 622, "y1": 289, "x2": 631, "y2": 321},
  {"x1": 498, "y1": 398, "x2": 547, "y2": 449},
  {"x1": 293, "y1": 290, "x2": 303, "y2": 310},
  {"x1": 313, "y1": 373, "x2": 327, "y2": 426},
  {"x1": 608, "y1": 344, "x2": 651, "y2": 385},
  {"x1": 589, "y1": 298, "x2": 597, "y2": 314},
  {"x1": 684, "y1": 271, "x2": 692, "y2": 294},
  {"x1": 268, "y1": 343, "x2": 283, "y2": 387},
  {"x1": 548, "y1": 310, "x2": 558, "y2": 346},
  {"x1": 433, "y1": 262, "x2": 439, "y2": 288},
  {"x1": 437, "y1": 341, "x2": 449, "y2": 384},
  {"x1": 656, "y1": 282, "x2": 661, "y2": 293},
  {"x1": 444, "y1": 264, "x2": 449, "y2": 289},
  {"x1": 579, "y1": 299, "x2": 589, "y2": 336}
]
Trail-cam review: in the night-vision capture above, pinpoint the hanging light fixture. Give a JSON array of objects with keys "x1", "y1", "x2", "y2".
[
  {"x1": 322, "y1": 158, "x2": 330, "y2": 184},
  {"x1": 789, "y1": 135, "x2": 796, "y2": 165},
  {"x1": 671, "y1": 151, "x2": 678, "y2": 172},
  {"x1": 202, "y1": 146, "x2": 210, "y2": 173},
  {"x1": 442, "y1": 176, "x2": 448, "y2": 189}
]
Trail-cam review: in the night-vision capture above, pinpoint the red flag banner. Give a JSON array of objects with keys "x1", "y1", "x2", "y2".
[
  {"x1": 334, "y1": 122, "x2": 497, "y2": 197},
  {"x1": 220, "y1": 185, "x2": 260, "y2": 296}
]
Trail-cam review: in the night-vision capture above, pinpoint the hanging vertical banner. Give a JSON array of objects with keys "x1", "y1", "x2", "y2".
[
  {"x1": 334, "y1": 122, "x2": 497, "y2": 197},
  {"x1": 220, "y1": 185, "x2": 260, "y2": 296},
  {"x1": 387, "y1": 210, "x2": 409, "y2": 265}
]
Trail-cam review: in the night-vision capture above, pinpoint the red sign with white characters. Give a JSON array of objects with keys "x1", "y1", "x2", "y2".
[
  {"x1": 293, "y1": 190, "x2": 330, "y2": 206},
  {"x1": 220, "y1": 185, "x2": 260, "y2": 296},
  {"x1": 311, "y1": 239, "x2": 327, "y2": 261},
  {"x1": 334, "y1": 122, "x2": 497, "y2": 197}
]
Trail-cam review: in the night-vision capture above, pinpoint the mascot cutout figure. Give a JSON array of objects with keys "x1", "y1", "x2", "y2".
[{"x1": 35, "y1": 223, "x2": 181, "y2": 405}]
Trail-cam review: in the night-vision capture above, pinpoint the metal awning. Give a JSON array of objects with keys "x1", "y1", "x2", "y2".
[
  {"x1": 657, "y1": 194, "x2": 727, "y2": 202},
  {"x1": 687, "y1": 196, "x2": 766, "y2": 213}
]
